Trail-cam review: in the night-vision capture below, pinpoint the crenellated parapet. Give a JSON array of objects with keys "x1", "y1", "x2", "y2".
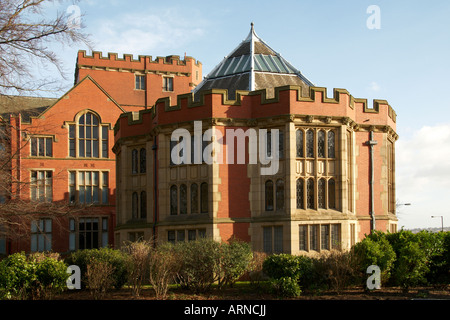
[{"x1": 114, "y1": 85, "x2": 398, "y2": 143}]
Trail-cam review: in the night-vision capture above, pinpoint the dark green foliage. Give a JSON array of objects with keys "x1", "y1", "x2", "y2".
[
  {"x1": 0, "y1": 252, "x2": 68, "y2": 300},
  {"x1": 262, "y1": 254, "x2": 302, "y2": 297},
  {"x1": 65, "y1": 247, "x2": 128, "y2": 289}
]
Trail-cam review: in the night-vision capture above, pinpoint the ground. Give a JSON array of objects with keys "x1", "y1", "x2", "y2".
[{"x1": 55, "y1": 283, "x2": 450, "y2": 300}]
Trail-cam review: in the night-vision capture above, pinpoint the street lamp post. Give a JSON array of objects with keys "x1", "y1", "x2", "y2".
[{"x1": 431, "y1": 216, "x2": 444, "y2": 232}]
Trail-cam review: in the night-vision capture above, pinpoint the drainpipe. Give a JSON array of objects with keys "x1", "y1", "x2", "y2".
[
  {"x1": 152, "y1": 135, "x2": 158, "y2": 243},
  {"x1": 368, "y1": 130, "x2": 378, "y2": 233}
]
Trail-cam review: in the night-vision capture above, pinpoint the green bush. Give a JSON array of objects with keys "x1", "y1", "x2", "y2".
[
  {"x1": 351, "y1": 231, "x2": 396, "y2": 286},
  {"x1": 262, "y1": 254, "x2": 302, "y2": 280},
  {"x1": 0, "y1": 252, "x2": 68, "y2": 300},
  {"x1": 173, "y1": 238, "x2": 220, "y2": 293},
  {"x1": 269, "y1": 277, "x2": 302, "y2": 297},
  {"x1": 387, "y1": 231, "x2": 428, "y2": 290},
  {"x1": 426, "y1": 231, "x2": 450, "y2": 285},
  {"x1": 66, "y1": 248, "x2": 128, "y2": 289},
  {"x1": 216, "y1": 239, "x2": 253, "y2": 289}
]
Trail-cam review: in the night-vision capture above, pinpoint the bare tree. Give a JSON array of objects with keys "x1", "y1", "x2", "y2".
[
  {"x1": 0, "y1": 0, "x2": 91, "y2": 242},
  {"x1": 0, "y1": 0, "x2": 91, "y2": 96}
]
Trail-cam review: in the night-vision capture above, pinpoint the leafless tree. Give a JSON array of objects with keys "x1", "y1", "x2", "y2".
[
  {"x1": 0, "y1": 0, "x2": 91, "y2": 96},
  {"x1": 0, "y1": 0, "x2": 91, "y2": 241}
]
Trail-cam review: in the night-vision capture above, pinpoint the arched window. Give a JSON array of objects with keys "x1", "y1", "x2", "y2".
[
  {"x1": 170, "y1": 185, "x2": 177, "y2": 215},
  {"x1": 191, "y1": 183, "x2": 198, "y2": 214},
  {"x1": 328, "y1": 131, "x2": 335, "y2": 158},
  {"x1": 296, "y1": 179, "x2": 304, "y2": 209},
  {"x1": 276, "y1": 179, "x2": 284, "y2": 211},
  {"x1": 328, "y1": 179, "x2": 336, "y2": 209},
  {"x1": 140, "y1": 191, "x2": 147, "y2": 219},
  {"x1": 306, "y1": 129, "x2": 314, "y2": 158},
  {"x1": 265, "y1": 180, "x2": 274, "y2": 211},
  {"x1": 132, "y1": 192, "x2": 138, "y2": 219},
  {"x1": 296, "y1": 130, "x2": 303, "y2": 157},
  {"x1": 307, "y1": 179, "x2": 314, "y2": 209},
  {"x1": 318, "y1": 130, "x2": 325, "y2": 158},
  {"x1": 200, "y1": 182, "x2": 208, "y2": 213},
  {"x1": 180, "y1": 184, "x2": 187, "y2": 214},
  {"x1": 140, "y1": 148, "x2": 146, "y2": 173},
  {"x1": 69, "y1": 111, "x2": 109, "y2": 159},
  {"x1": 318, "y1": 178, "x2": 326, "y2": 209},
  {"x1": 131, "y1": 149, "x2": 138, "y2": 174}
]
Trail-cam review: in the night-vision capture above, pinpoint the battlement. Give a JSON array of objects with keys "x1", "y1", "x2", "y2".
[
  {"x1": 114, "y1": 85, "x2": 398, "y2": 142},
  {"x1": 77, "y1": 50, "x2": 201, "y2": 67}
]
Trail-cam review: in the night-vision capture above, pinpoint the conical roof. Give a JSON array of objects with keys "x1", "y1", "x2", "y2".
[{"x1": 194, "y1": 23, "x2": 314, "y2": 99}]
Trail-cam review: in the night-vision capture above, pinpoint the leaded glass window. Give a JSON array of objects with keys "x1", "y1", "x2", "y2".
[
  {"x1": 310, "y1": 225, "x2": 319, "y2": 251},
  {"x1": 328, "y1": 179, "x2": 336, "y2": 209},
  {"x1": 275, "y1": 179, "x2": 284, "y2": 211},
  {"x1": 299, "y1": 225, "x2": 307, "y2": 251},
  {"x1": 132, "y1": 192, "x2": 138, "y2": 219},
  {"x1": 200, "y1": 182, "x2": 208, "y2": 213},
  {"x1": 180, "y1": 184, "x2": 187, "y2": 214},
  {"x1": 321, "y1": 225, "x2": 330, "y2": 250},
  {"x1": 131, "y1": 149, "x2": 138, "y2": 174},
  {"x1": 328, "y1": 131, "x2": 335, "y2": 158},
  {"x1": 318, "y1": 178, "x2": 326, "y2": 209},
  {"x1": 191, "y1": 183, "x2": 198, "y2": 214},
  {"x1": 170, "y1": 185, "x2": 177, "y2": 215},
  {"x1": 265, "y1": 180, "x2": 274, "y2": 211},
  {"x1": 140, "y1": 148, "x2": 146, "y2": 173},
  {"x1": 140, "y1": 191, "x2": 147, "y2": 219},
  {"x1": 307, "y1": 179, "x2": 314, "y2": 209},
  {"x1": 296, "y1": 179, "x2": 304, "y2": 209},
  {"x1": 296, "y1": 130, "x2": 303, "y2": 157},
  {"x1": 318, "y1": 130, "x2": 325, "y2": 158},
  {"x1": 78, "y1": 112, "x2": 99, "y2": 158},
  {"x1": 306, "y1": 129, "x2": 314, "y2": 157}
]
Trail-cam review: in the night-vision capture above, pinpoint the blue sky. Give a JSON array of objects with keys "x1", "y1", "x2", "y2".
[{"x1": 42, "y1": 0, "x2": 450, "y2": 229}]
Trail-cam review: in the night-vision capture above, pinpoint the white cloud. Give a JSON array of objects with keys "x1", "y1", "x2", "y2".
[
  {"x1": 89, "y1": 7, "x2": 207, "y2": 56},
  {"x1": 368, "y1": 81, "x2": 381, "y2": 92},
  {"x1": 396, "y1": 123, "x2": 450, "y2": 228}
]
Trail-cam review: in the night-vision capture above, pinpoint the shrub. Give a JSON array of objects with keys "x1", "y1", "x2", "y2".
[
  {"x1": 351, "y1": 232, "x2": 396, "y2": 286},
  {"x1": 315, "y1": 250, "x2": 355, "y2": 294},
  {"x1": 426, "y1": 232, "x2": 450, "y2": 285},
  {"x1": 86, "y1": 257, "x2": 115, "y2": 300},
  {"x1": 149, "y1": 242, "x2": 179, "y2": 299},
  {"x1": 386, "y1": 230, "x2": 430, "y2": 291},
  {"x1": 216, "y1": 239, "x2": 253, "y2": 289},
  {"x1": 30, "y1": 253, "x2": 68, "y2": 299},
  {"x1": 173, "y1": 238, "x2": 220, "y2": 293},
  {"x1": 247, "y1": 251, "x2": 268, "y2": 287},
  {"x1": 0, "y1": 252, "x2": 68, "y2": 300},
  {"x1": 0, "y1": 252, "x2": 35, "y2": 299},
  {"x1": 269, "y1": 277, "x2": 302, "y2": 297},
  {"x1": 262, "y1": 254, "x2": 302, "y2": 280},
  {"x1": 66, "y1": 248, "x2": 128, "y2": 289},
  {"x1": 123, "y1": 240, "x2": 152, "y2": 297}
]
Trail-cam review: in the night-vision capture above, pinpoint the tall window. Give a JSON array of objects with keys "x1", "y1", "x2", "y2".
[
  {"x1": 328, "y1": 131, "x2": 335, "y2": 158},
  {"x1": 266, "y1": 130, "x2": 284, "y2": 159},
  {"x1": 180, "y1": 184, "x2": 187, "y2": 215},
  {"x1": 31, "y1": 219, "x2": 52, "y2": 252},
  {"x1": 30, "y1": 171, "x2": 52, "y2": 202},
  {"x1": 140, "y1": 148, "x2": 146, "y2": 173},
  {"x1": 30, "y1": 137, "x2": 52, "y2": 157},
  {"x1": 140, "y1": 191, "x2": 147, "y2": 219},
  {"x1": 69, "y1": 171, "x2": 109, "y2": 205},
  {"x1": 306, "y1": 129, "x2": 314, "y2": 158},
  {"x1": 263, "y1": 226, "x2": 283, "y2": 254},
  {"x1": 170, "y1": 182, "x2": 208, "y2": 215},
  {"x1": 135, "y1": 75, "x2": 145, "y2": 90},
  {"x1": 265, "y1": 180, "x2": 274, "y2": 211},
  {"x1": 328, "y1": 179, "x2": 336, "y2": 209},
  {"x1": 69, "y1": 217, "x2": 108, "y2": 251},
  {"x1": 318, "y1": 178, "x2": 326, "y2": 209},
  {"x1": 299, "y1": 224, "x2": 341, "y2": 252},
  {"x1": 68, "y1": 112, "x2": 109, "y2": 158},
  {"x1": 170, "y1": 185, "x2": 178, "y2": 215},
  {"x1": 309, "y1": 224, "x2": 319, "y2": 251},
  {"x1": 296, "y1": 130, "x2": 303, "y2": 157},
  {"x1": 296, "y1": 179, "x2": 304, "y2": 209},
  {"x1": 200, "y1": 182, "x2": 208, "y2": 213},
  {"x1": 307, "y1": 179, "x2": 314, "y2": 209},
  {"x1": 265, "y1": 179, "x2": 284, "y2": 211},
  {"x1": 191, "y1": 183, "x2": 198, "y2": 214},
  {"x1": 132, "y1": 192, "x2": 138, "y2": 219},
  {"x1": 163, "y1": 77, "x2": 173, "y2": 91},
  {"x1": 276, "y1": 179, "x2": 284, "y2": 211},
  {"x1": 132, "y1": 149, "x2": 138, "y2": 174}
]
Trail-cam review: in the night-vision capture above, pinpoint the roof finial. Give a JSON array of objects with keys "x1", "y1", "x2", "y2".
[{"x1": 251, "y1": 22, "x2": 254, "y2": 30}]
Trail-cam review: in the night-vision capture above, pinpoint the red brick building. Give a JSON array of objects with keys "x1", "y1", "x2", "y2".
[
  {"x1": 0, "y1": 51, "x2": 201, "y2": 256},
  {"x1": 113, "y1": 25, "x2": 398, "y2": 254}
]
